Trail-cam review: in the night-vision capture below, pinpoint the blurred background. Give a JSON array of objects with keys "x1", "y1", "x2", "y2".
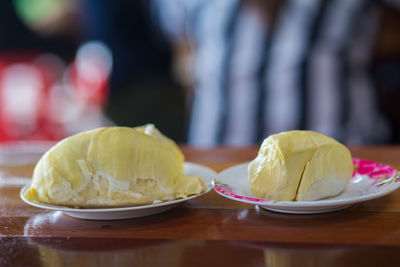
[
  {"x1": 0, "y1": 0, "x2": 400, "y2": 146},
  {"x1": 0, "y1": 0, "x2": 185, "y2": 144}
]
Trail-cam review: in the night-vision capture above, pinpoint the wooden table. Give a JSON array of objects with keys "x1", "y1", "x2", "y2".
[{"x1": 1, "y1": 146, "x2": 400, "y2": 266}]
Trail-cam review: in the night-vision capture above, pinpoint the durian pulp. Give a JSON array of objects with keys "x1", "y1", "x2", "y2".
[
  {"x1": 248, "y1": 131, "x2": 353, "y2": 201},
  {"x1": 24, "y1": 126, "x2": 206, "y2": 207}
]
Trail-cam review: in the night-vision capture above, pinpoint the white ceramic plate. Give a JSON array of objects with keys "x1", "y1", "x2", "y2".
[
  {"x1": 20, "y1": 162, "x2": 216, "y2": 220},
  {"x1": 213, "y1": 159, "x2": 400, "y2": 214}
]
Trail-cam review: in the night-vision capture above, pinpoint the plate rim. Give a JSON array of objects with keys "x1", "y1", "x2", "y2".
[
  {"x1": 213, "y1": 160, "x2": 400, "y2": 209},
  {"x1": 20, "y1": 162, "x2": 216, "y2": 214}
]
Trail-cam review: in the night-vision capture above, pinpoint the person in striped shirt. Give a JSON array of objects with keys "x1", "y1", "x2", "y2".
[{"x1": 156, "y1": 0, "x2": 398, "y2": 146}]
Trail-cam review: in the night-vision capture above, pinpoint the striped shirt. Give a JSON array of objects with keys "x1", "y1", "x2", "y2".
[{"x1": 156, "y1": 0, "x2": 394, "y2": 146}]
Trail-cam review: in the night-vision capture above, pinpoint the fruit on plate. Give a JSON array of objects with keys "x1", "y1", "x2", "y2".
[
  {"x1": 24, "y1": 125, "x2": 206, "y2": 207},
  {"x1": 248, "y1": 130, "x2": 353, "y2": 201}
]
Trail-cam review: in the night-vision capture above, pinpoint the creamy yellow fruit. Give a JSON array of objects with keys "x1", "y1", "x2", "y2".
[
  {"x1": 134, "y1": 124, "x2": 184, "y2": 170},
  {"x1": 24, "y1": 125, "x2": 206, "y2": 207},
  {"x1": 248, "y1": 131, "x2": 353, "y2": 201}
]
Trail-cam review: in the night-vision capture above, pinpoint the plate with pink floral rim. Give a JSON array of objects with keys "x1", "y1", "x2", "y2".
[{"x1": 213, "y1": 158, "x2": 400, "y2": 214}]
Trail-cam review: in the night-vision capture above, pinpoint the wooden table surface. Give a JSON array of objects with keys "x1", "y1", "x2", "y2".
[{"x1": 1, "y1": 145, "x2": 400, "y2": 267}]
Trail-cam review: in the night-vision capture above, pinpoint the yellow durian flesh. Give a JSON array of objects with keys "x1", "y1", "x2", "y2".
[
  {"x1": 248, "y1": 131, "x2": 353, "y2": 201},
  {"x1": 24, "y1": 127, "x2": 206, "y2": 207},
  {"x1": 134, "y1": 124, "x2": 184, "y2": 170}
]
